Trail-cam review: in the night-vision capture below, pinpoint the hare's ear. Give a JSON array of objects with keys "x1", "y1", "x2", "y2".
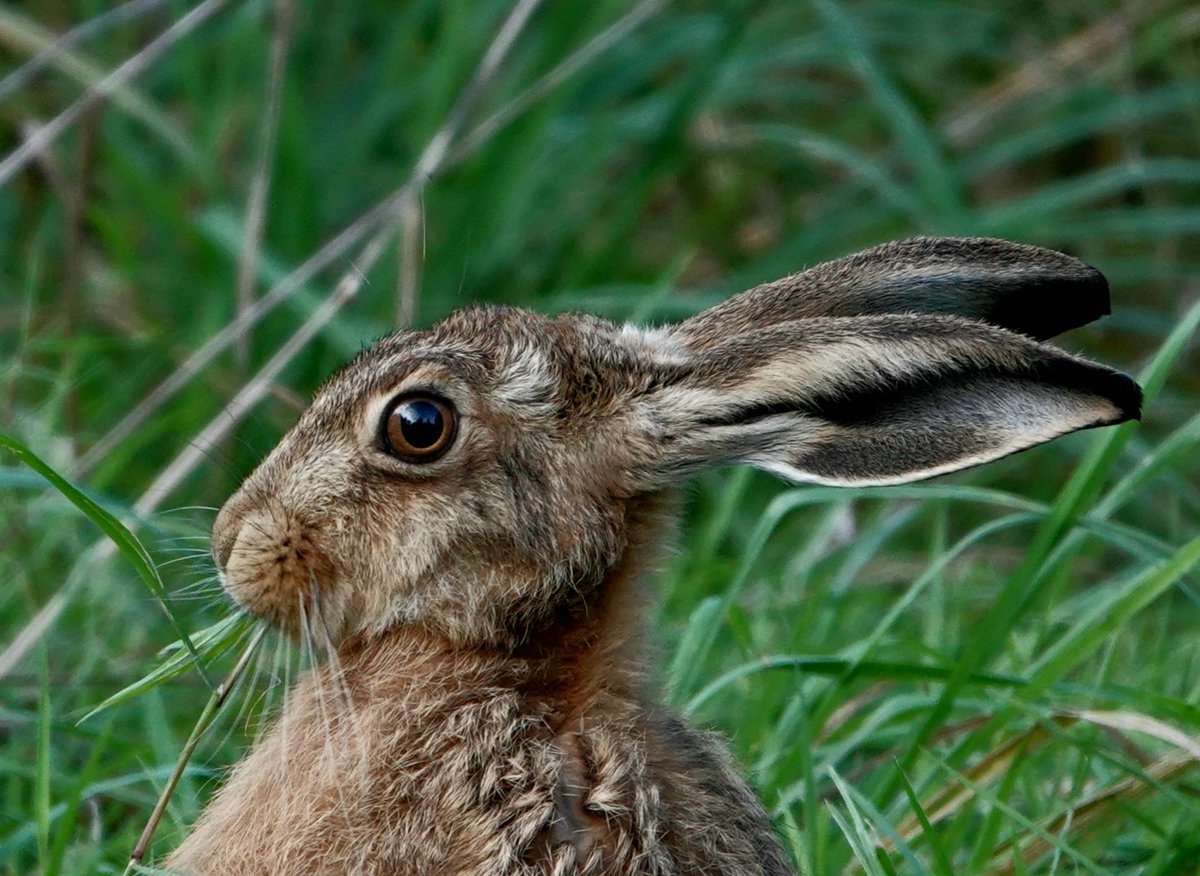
[
  {"x1": 680, "y1": 237, "x2": 1110, "y2": 345},
  {"x1": 636, "y1": 316, "x2": 1140, "y2": 488}
]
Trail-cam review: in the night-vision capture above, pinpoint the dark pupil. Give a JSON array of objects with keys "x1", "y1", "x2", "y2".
[{"x1": 398, "y1": 401, "x2": 443, "y2": 448}]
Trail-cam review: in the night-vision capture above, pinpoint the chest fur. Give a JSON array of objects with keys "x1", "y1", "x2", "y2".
[{"x1": 165, "y1": 650, "x2": 677, "y2": 875}]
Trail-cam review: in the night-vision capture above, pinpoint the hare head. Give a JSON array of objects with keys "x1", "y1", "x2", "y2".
[{"x1": 211, "y1": 237, "x2": 1140, "y2": 649}]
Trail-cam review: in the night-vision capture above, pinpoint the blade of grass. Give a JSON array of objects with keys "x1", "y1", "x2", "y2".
[
  {"x1": 990, "y1": 749, "x2": 1197, "y2": 873},
  {"x1": 0, "y1": 0, "x2": 228, "y2": 186},
  {"x1": 928, "y1": 755, "x2": 1113, "y2": 876},
  {"x1": 0, "y1": 429, "x2": 208, "y2": 686},
  {"x1": 0, "y1": 2, "x2": 197, "y2": 165},
  {"x1": 125, "y1": 624, "x2": 266, "y2": 871},
  {"x1": 35, "y1": 655, "x2": 51, "y2": 868},
  {"x1": 685, "y1": 655, "x2": 1025, "y2": 716},
  {"x1": 1024, "y1": 532, "x2": 1200, "y2": 697},
  {"x1": 811, "y1": 0, "x2": 962, "y2": 226},
  {"x1": 827, "y1": 767, "x2": 891, "y2": 876},
  {"x1": 669, "y1": 484, "x2": 1045, "y2": 700},
  {"x1": 232, "y1": 0, "x2": 295, "y2": 367},
  {"x1": 896, "y1": 767, "x2": 955, "y2": 876},
  {"x1": 79, "y1": 614, "x2": 253, "y2": 723},
  {"x1": 80, "y1": 0, "x2": 548, "y2": 483}
]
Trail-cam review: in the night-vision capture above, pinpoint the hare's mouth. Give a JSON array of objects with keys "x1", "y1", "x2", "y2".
[{"x1": 219, "y1": 504, "x2": 341, "y2": 639}]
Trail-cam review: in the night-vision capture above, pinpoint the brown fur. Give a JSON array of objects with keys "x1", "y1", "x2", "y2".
[{"x1": 166, "y1": 238, "x2": 1139, "y2": 874}]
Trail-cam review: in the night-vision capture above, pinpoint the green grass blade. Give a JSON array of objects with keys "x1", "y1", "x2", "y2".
[
  {"x1": 896, "y1": 766, "x2": 956, "y2": 876},
  {"x1": 79, "y1": 614, "x2": 253, "y2": 724},
  {"x1": 1026, "y1": 533, "x2": 1200, "y2": 697},
  {"x1": 35, "y1": 657, "x2": 51, "y2": 869},
  {"x1": 0, "y1": 429, "x2": 210, "y2": 689},
  {"x1": 811, "y1": 0, "x2": 961, "y2": 225}
]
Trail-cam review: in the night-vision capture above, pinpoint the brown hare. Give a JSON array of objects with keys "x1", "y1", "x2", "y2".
[{"x1": 167, "y1": 237, "x2": 1140, "y2": 874}]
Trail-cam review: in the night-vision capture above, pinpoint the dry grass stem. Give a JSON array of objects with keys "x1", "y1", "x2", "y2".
[
  {"x1": 0, "y1": 0, "x2": 230, "y2": 187},
  {"x1": 126, "y1": 624, "x2": 268, "y2": 871},
  {"x1": 993, "y1": 749, "x2": 1199, "y2": 872},
  {"x1": 0, "y1": 0, "x2": 172, "y2": 103},
  {"x1": 452, "y1": 0, "x2": 668, "y2": 163},
  {"x1": 396, "y1": 191, "x2": 423, "y2": 327},
  {"x1": 131, "y1": 278, "x2": 359, "y2": 518},
  {"x1": 233, "y1": 0, "x2": 295, "y2": 368},
  {"x1": 942, "y1": 0, "x2": 1175, "y2": 146}
]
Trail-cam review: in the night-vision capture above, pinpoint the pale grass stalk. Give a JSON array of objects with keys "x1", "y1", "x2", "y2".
[
  {"x1": 26, "y1": 0, "x2": 553, "y2": 679},
  {"x1": 234, "y1": 0, "x2": 295, "y2": 367},
  {"x1": 384, "y1": 0, "x2": 547, "y2": 324},
  {"x1": 0, "y1": 0, "x2": 171, "y2": 103},
  {"x1": 74, "y1": 192, "x2": 398, "y2": 475},
  {"x1": 396, "y1": 190, "x2": 424, "y2": 326},
  {"x1": 131, "y1": 276, "x2": 358, "y2": 517},
  {"x1": 0, "y1": 0, "x2": 229, "y2": 187},
  {"x1": 6, "y1": 0, "x2": 555, "y2": 769},
  {"x1": 0, "y1": 592, "x2": 67, "y2": 680},
  {"x1": 135, "y1": 0, "x2": 549, "y2": 506},
  {"x1": 942, "y1": 0, "x2": 1174, "y2": 146},
  {"x1": 993, "y1": 749, "x2": 1198, "y2": 873},
  {"x1": 451, "y1": 0, "x2": 669, "y2": 163},
  {"x1": 0, "y1": 278, "x2": 351, "y2": 680},
  {"x1": 0, "y1": 3, "x2": 194, "y2": 162}
]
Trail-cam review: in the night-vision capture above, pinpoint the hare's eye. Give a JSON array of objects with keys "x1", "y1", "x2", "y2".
[{"x1": 382, "y1": 395, "x2": 456, "y2": 461}]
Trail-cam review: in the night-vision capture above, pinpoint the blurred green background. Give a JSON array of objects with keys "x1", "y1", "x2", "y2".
[{"x1": 2, "y1": 0, "x2": 1200, "y2": 872}]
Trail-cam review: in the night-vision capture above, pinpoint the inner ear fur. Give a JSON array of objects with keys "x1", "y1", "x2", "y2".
[
  {"x1": 679, "y1": 237, "x2": 1110, "y2": 347},
  {"x1": 644, "y1": 315, "x2": 1141, "y2": 488}
]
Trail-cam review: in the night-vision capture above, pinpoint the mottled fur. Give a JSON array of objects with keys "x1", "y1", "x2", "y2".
[{"x1": 167, "y1": 238, "x2": 1139, "y2": 874}]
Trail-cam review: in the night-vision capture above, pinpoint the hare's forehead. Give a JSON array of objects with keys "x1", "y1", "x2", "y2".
[{"x1": 308, "y1": 332, "x2": 566, "y2": 417}]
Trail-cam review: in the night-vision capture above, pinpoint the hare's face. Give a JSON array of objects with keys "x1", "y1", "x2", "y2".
[
  {"x1": 211, "y1": 306, "x2": 674, "y2": 646},
  {"x1": 212, "y1": 238, "x2": 1140, "y2": 649}
]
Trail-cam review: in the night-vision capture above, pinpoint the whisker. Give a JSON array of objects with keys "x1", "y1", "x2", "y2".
[
  {"x1": 230, "y1": 627, "x2": 272, "y2": 737},
  {"x1": 257, "y1": 624, "x2": 289, "y2": 745},
  {"x1": 310, "y1": 575, "x2": 368, "y2": 773}
]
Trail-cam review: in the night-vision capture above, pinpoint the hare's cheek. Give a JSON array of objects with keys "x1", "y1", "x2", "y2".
[{"x1": 219, "y1": 504, "x2": 338, "y2": 632}]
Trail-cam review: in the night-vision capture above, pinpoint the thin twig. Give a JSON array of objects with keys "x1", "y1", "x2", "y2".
[
  {"x1": 0, "y1": 5, "x2": 197, "y2": 164},
  {"x1": 396, "y1": 190, "x2": 423, "y2": 327},
  {"x1": 74, "y1": 190, "x2": 401, "y2": 475},
  {"x1": 65, "y1": 104, "x2": 103, "y2": 443},
  {"x1": 0, "y1": 0, "x2": 172, "y2": 104},
  {"x1": 126, "y1": 624, "x2": 267, "y2": 871},
  {"x1": 132, "y1": 275, "x2": 359, "y2": 517},
  {"x1": 408, "y1": 0, "x2": 546, "y2": 188},
  {"x1": 234, "y1": 0, "x2": 295, "y2": 368},
  {"x1": 4, "y1": 0, "x2": 554, "y2": 690},
  {"x1": 450, "y1": 0, "x2": 668, "y2": 164},
  {"x1": 0, "y1": 0, "x2": 229, "y2": 187}
]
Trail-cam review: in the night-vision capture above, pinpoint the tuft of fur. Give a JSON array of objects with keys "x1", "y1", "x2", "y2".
[{"x1": 167, "y1": 238, "x2": 1139, "y2": 874}]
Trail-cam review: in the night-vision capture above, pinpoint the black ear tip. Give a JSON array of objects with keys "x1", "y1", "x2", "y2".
[
  {"x1": 1080, "y1": 261, "x2": 1112, "y2": 318},
  {"x1": 985, "y1": 253, "x2": 1113, "y2": 341},
  {"x1": 1106, "y1": 371, "x2": 1143, "y2": 423}
]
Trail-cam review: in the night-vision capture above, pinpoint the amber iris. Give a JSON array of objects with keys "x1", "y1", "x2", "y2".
[{"x1": 382, "y1": 395, "x2": 456, "y2": 460}]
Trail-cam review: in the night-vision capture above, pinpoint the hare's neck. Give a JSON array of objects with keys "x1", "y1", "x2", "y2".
[
  {"x1": 336, "y1": 562, "x2": 651, "y2": 724},
  {"x1": 335, "y1": 494, "x2": 673, "y2": 720}
]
